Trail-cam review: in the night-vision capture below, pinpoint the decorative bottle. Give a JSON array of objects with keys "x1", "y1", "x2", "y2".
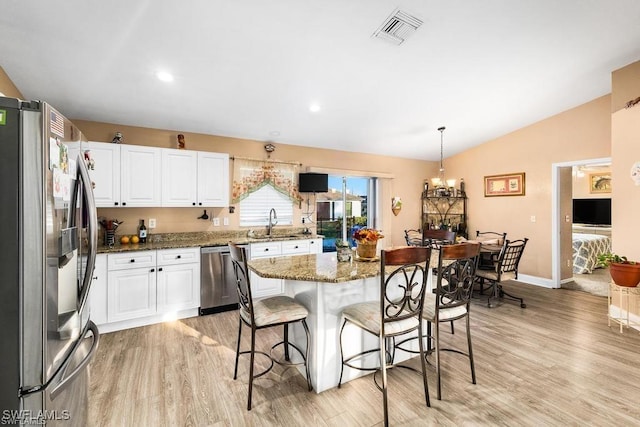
[{"x1": 138, "y1": 219, "x2": 147, "y2": 243}]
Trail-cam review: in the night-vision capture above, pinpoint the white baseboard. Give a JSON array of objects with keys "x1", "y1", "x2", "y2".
[
  {"x1": 95, "y1": 308, "x2": 199, "y2": 334},
  {"x1": 516, "y1": 274, "x2": 557, "y2": 288}
]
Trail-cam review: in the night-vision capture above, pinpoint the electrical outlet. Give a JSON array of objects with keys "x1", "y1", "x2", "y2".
[
  {"x1": 223, "y1": 217, "x2": 229, "y2": 226},
  {"x1": 567, "y1": 259, "x2": 571, "y2": 268},
  {"x1": 213, "y1": 218, "x2": 220, "y2": 226},
  {"x1": 530, "y1": 215, "x2": 536, "y2": 223},
  {"x1": 148, "y1": 218, "x2": 156, "y2": 228}
]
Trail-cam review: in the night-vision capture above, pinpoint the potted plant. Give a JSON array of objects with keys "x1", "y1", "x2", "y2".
[
  {"x1": 597, "y1": 253, "x2": 640, "y2": 287},
  {"x1": 352, "y1": 228, "x2": 384, "y2": 259}
]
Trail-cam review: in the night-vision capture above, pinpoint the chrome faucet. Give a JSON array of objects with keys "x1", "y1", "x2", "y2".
[{"x1": 267, "y1": 208, "x2": 278, "y2": 235}]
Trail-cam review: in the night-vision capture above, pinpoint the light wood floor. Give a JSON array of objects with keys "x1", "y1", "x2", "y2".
[{"x1": 88, "y1": 282, "x2": 640, "y2": 426}]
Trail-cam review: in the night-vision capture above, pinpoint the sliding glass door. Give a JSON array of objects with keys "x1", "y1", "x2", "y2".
[{"x1": 317, "y1": 176, "x2": 375, "y2": 252}]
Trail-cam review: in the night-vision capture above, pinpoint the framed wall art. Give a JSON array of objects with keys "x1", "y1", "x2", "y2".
[
  {"x1": 589, "y1": 172, "x2": 611, "y2": 193},
  {"x1": 484, "y1": 172, "x2": 526, "y2": 197}
]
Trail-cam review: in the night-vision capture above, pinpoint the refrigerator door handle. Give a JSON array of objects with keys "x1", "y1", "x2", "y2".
[
  {"x1": 76, "y1": 153, "x2": 97, "y2": 314},
  {"x1": 49, "y1": 321, "x2": 100, "y2": 401},
  {"x1": 20, "y1": 320, "x2": 100, "y2": 398}
]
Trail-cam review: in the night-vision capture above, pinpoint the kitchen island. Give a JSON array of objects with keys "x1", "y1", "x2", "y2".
[{"x1": 247, "y1": 252, "x2": 424, "y2": 393}]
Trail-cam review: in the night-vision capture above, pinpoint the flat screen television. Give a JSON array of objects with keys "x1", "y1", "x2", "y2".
[
  {"x1": 572, "y1": 198, "x2": 611, "y2": 226},
  {"x1": 298, "y1": 173, "x2": 328, "y2": 193}
]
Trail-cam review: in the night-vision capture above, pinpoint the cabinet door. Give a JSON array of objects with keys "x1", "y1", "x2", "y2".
[
  {"x1": 197, "y1": 152, "x2": 229, "y2": 207},
  {"x1": 89, "y1": 254, "x2": 108, "y2": 325},
  {"x1": 162, "y1": 149, "x2": 198, "y2": 207},
  {"x1": 157, "y1": 263, "x2": 200, "y2": 312},
  {"x1": 120, "y1": 145, "x2": 161, "y2": 207},
  {"x1": 85, "y1": 142, "x2": 121, "y2": 207},
  {"x1": 107, "y1": 267, "x2": 157, "y2": 322},
  {"x1": 249, "y1": 242, "x2": 283, "y2": 298}
]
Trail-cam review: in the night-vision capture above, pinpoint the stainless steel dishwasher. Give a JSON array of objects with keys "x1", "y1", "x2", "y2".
[{"x1": 200, "y1": 245, "x2": 240, "y2": 315}]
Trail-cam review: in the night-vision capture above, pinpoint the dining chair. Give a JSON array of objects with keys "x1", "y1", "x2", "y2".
[
  {"x1": 423, "y1": 229, "x2": 457, "y2": 248},
  {"x1": 404, "y1": 229, "x2": 423, "y2": 246},
  {"x1": 396, "y1": 242, "x2": 481, "y2": 400},
  {"x1": 228, "y1": 242, "x2": 312, "y2": 410},
  {"x1": 475, "y1": 231, "x2": 507, "y2": 268},
  {"x1": 475, "y1": 238, "x2": 529, "y2": 308},
  {"x1": 338, "y1": 246, "x2": 432, "y2": 427}
]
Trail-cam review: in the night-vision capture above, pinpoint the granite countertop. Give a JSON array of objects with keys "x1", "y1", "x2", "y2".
[
  {"x1": 247, "y1": 252, "x2": 382, "y2": 283},
  {"x1": 97, "y1": 230, "x2": 322, "y2": 254},
  {"x1": 247, "y1": 251, "x2": 444, "y2": 284}
]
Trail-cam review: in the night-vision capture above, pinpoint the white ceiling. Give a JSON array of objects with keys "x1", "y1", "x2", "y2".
[{"x1": 2, "y1": 1, "x2": 640, "y2": 161}]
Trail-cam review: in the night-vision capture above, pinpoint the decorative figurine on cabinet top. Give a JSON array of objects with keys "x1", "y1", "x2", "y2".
[
  {"x1": 177, "y1": 134, "x2": 186, "y2": 149},
  {"x1": 111, "y1": 131, "x2": 123, "y2": 144}
]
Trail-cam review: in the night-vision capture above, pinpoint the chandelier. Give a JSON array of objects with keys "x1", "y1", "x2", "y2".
[{"x1": 430, "y1": 126, "x2": 456, "y2": 196}]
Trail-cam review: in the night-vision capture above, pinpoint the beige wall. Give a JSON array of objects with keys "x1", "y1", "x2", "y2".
[
  {"x1": 445, "y1": 95, "x2": 612, "y2": 279},
  {"x1": 0, "y1": 66, "x2": 23, "y2": 99},
  {"x1": 73, "y1": 120, "x2": 436, "y2": 246},
  {"x1": 611, "y1": 60, "x2": 640, "y2": 261},
  {"x1": 611, "y1": 60, "x2": 640, "y2": 319}
]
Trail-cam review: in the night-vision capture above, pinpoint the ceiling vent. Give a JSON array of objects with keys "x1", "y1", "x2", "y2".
[{"x1": 372, "y1": 8, "x2": 423, "y2": 45}]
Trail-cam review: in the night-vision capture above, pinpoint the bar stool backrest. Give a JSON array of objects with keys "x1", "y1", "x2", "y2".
[
  {"x1": 229, "y1": 242, "x2": 255, "y2": 325},
  {"x1": 380, "y1": 246, "x2": 432, "y2": 335},
  {"x1": 435, "y1": 243, "x2": 481, "y2": 315}
]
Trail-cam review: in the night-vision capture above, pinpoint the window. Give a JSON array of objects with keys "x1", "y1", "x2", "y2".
[{"x1": 239, "y1": 184, "x2": 293, "y2": 227}]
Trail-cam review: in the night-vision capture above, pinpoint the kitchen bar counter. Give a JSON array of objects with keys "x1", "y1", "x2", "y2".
[
  {"x1": 247, "y1": 252, "x2": 424, "y2": 393},
  {"x1": 97, "y1": 231, "x2": 322, "y2": 254}
]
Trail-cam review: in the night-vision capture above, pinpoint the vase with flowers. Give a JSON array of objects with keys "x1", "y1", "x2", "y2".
[{"x1": 353, "y1": 228, "x2": 384, "y2": 259}]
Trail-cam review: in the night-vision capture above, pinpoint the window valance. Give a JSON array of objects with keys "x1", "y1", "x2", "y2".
[{"x1": 231, "y1": 157, "x2": 301, "y2": 204}]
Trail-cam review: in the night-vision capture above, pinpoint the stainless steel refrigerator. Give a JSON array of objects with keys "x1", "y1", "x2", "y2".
[{"x1": 0, "y1": 97, "x2": 99, "y2": 426}]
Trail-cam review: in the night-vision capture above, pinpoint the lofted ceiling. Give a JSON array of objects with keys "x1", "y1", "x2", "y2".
[{"x1": 1, "y1": 1, "x2": 640, "y2": 161}]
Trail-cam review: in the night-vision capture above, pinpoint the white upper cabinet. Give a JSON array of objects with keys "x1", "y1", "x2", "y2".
[
  {"x1": 84, "y1": 141, "x2": 228, "y2": 208},
  {"x1": 85, "y1": 142, "x2": 121, "y2": 207},
  {"x1": 197, "y1": 151, "x2": 229, "y2": 207},
  {"x1": 120, "y1": 145, "x2": 162, "y2": 207},
  {"x1": 161, "y1": 149, "x2": 198, "y2": 207}
]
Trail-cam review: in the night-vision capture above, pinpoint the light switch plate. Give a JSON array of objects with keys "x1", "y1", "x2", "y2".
[
  {"x1": 213, "y1": 218, "x2": 220, "y2": 226},
  {"x1": 223, "y1": 217, "x2": 229, "y2": 226}
]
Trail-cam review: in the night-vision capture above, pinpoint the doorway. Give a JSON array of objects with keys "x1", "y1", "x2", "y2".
[{"x1": 551, "y1": 157, "x2": 612, "y2": 295}]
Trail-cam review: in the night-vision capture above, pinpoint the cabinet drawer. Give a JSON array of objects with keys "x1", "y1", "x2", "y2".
[
  {"x1": 250, "y1": 242, "x2": 282, "y2": 259},
  {"x1": 108, "y1": 250, "x2": 157, "y2": 270},
  {"x1": 157, "y1": 247, "x2": 200, "y2": 266},
  {"x1": 282, "y1": 239, "x2": 310, "y2": 255},
  {"x1": 308, "y1": 238, "x2": 323, "y2": 254}
]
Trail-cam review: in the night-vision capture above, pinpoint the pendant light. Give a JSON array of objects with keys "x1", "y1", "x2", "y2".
[{"x1": 430, "y1": 126, "x2": 456, "y2": 196}]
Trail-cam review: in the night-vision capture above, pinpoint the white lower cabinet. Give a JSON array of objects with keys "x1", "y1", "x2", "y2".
[
  {"x1": 249, "y1": 242, "x2": 283, "y2": 299},
  {"x1": 156, "y1": 248, "x2": 200, "y2": 312},
  {"x1": 249, "y1": 238, "x2": 323, "y2": 298},
  {"x1": 93, "y1": 248, "x2": 200, "y2": 333},
  {"x1": 108, "y1": 266, "x2": 157, "y2": 322},
  {"x1": 90, "y1": 254, "x2": 108, "y2": 325}
]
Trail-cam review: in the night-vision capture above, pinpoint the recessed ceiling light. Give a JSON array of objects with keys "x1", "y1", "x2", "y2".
[
  {"x1": 269, "y1": 130, "x2": 281, "y2": 137},
  {"x1": 156, "y1": 71, "x2": 174, "y2": 82},
  {"x1": 309, "y1": 104, "x2": 321, "y2": 113}
]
